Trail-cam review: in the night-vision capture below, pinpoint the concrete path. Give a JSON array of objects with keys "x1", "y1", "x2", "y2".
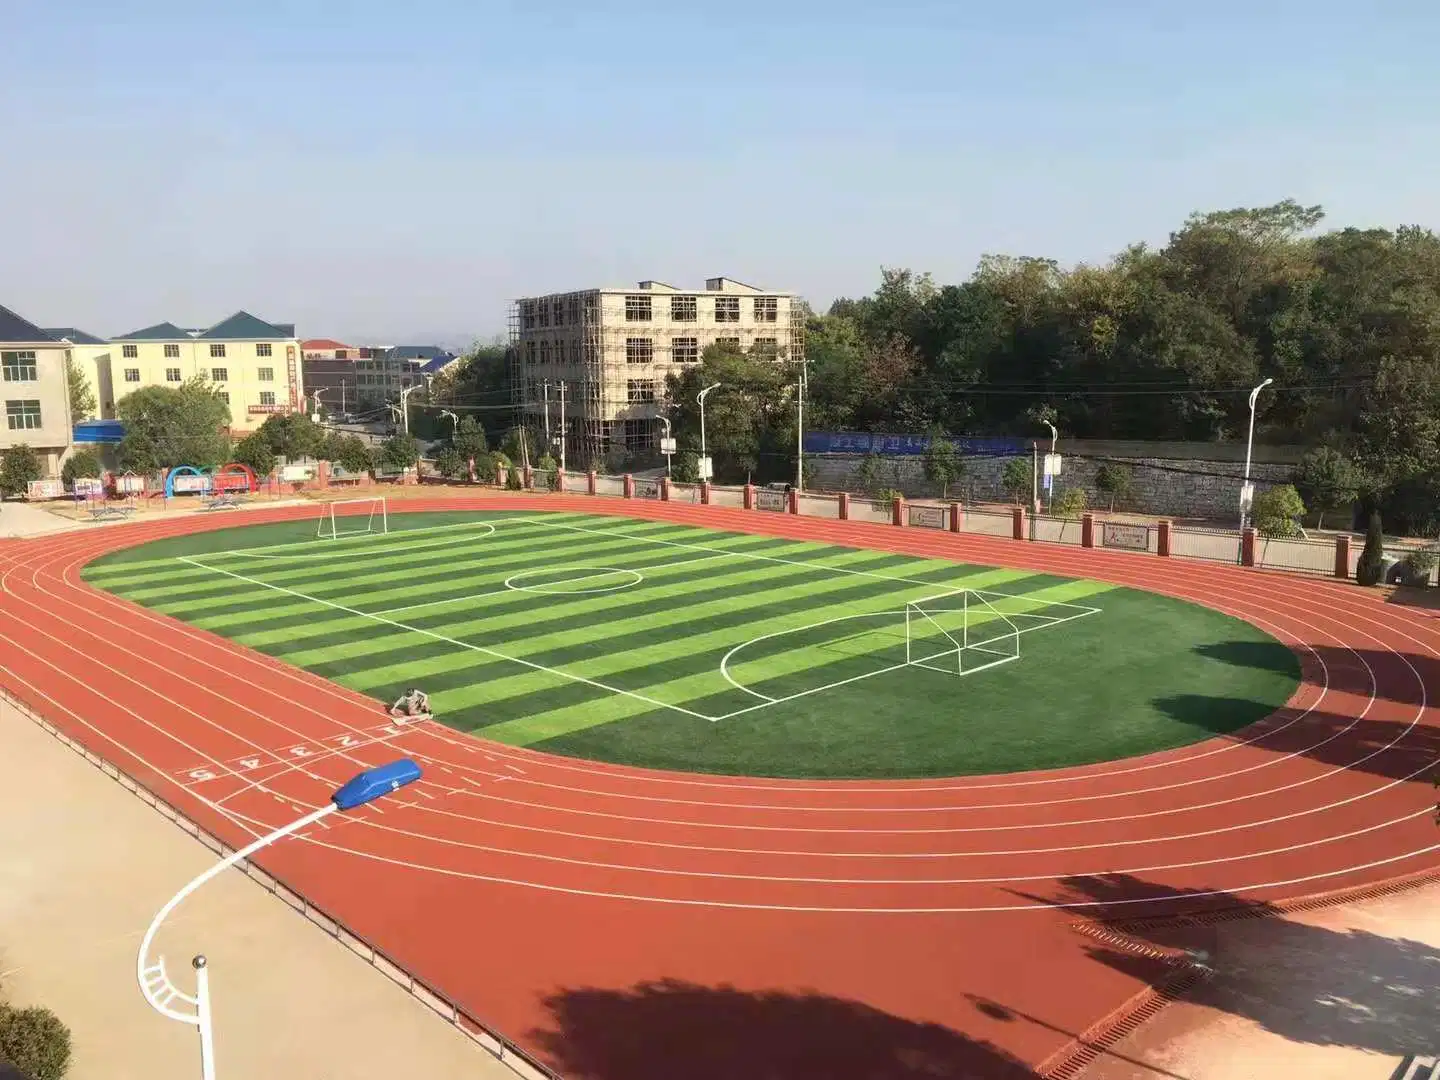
[{"x1": 0, "y1": 699, "x2": 518, "y2": 1080}]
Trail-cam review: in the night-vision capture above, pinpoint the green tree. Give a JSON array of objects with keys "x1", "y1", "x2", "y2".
[
  {"x1": 116, "y1": 380, "x2": 231, "y2": 472},
  {"x1": 451, "y1": 415, "x2": 489, "y2": 460},
  {"x1": 0, "y1": 444, "x2": 43, "y2": 497},
  {"x1": 433, "y1": 447, "x2": 466, "y2": 478},
  {"x1": 66, "y1": 355, "x2": 97, "y2": 421},
  {"x1": 0, "y1": 1002, "x2": 72, "y2": 1080},
  {"x1": 231, "y1": 431, "x2": 277, "y2": 478},
  {"x1": 331, "y1": 435, "x2": 375, "y2": 475},
  {"x1": 1001, "y1": 458, "x2": 1032, "y2": 504},
  {"x1": 379, "y1": 434, "x2": 420, "y2": 472},
  {"x1": 1251, "y1": 484, "x2": 1307, "y2": 538},
  {"x1": 1355, "y1": 510, "x2": 1385, "y2": 586},
  {"x1": 257, "y1": 413, "x2": 325, "y2": 461},
  {"x1": 60, "y1": 448, "x2": 103, "y2": 488},
  {"x1": 671, "y1": 451, "x2": 700, "y2": 483},
  {"x1": 854, "y1": 452, "x2": 883, "y2": 495},
  {"x1": 1051, "y1": 487, "x2": 1087, "y2": 517},
  {"x1": 1292, "y1": 447, "x2": 1363, "y2": 530},
  {"x1": 1093, "y1": 463, "x2": 1135, "y2": 511},
  {"x1": 921, "y1": 429, "x2": 964, "y2": 499}
]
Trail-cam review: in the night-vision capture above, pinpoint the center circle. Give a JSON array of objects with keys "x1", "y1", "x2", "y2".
[{"x1": 504, "y1": 566, "x2": 644, "y2": 595}]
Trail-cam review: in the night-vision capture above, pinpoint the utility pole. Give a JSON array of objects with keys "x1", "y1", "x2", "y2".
[
  {"x1": 558, "y1": 381, "x2": 567, "y2": 473},
  {"x1": 542, "y1": 380, "x2": 551, "y2": 449},
  {"x1": 795, "y1": 362, "x2": 805, "y2": 491}
]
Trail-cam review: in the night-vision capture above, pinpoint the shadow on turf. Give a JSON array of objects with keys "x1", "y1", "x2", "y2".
[
  {"x1": 528, "y1": 978, "x2": 1038, "y2": 1079},
  {"x1": 1015, "y1": 872, "x2": 1440, "y2": 1063}
]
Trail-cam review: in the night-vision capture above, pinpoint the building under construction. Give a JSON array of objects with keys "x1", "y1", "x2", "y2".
[{"x1": 508, "y1": 277, "x2": 805, "y2": 468}]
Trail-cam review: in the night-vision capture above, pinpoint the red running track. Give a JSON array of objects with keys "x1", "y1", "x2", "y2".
[{"x1": 2, "y1": 494, "x2": 1439, "y2": 1078}]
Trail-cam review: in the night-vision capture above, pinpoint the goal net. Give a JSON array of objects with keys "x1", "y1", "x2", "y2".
[
  {"x1": 317, "y1": 497, "x2": 389, "y2": 540},
  {"x1": 905, "y1": 588, "x2": 1020, "y2": 676}
]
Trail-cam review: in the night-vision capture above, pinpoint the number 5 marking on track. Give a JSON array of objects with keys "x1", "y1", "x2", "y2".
[{"x1": 188, "y1": 768, "x2": 216, "y2": 782}]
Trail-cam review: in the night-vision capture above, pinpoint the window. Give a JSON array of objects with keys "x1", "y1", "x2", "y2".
[
  {"x1": 623, "y1": 418, "x2": 656, "y2": 449},
  {"x1": 552, "y1": 300, "x2": 564, "y2": 326},
  {"x1": 256, "y1": 343, "x2": 272, "y2": 357},
  {"x1": 567, "y1": 297, "x2": 581, "y2": 323},
  {"x1": 539, "y1": 341, "x2": 552, "y2": 364},
  {"x1": 164, "y1": 343, "x2": 181, "y2": 358},
  {"x1": 584, "y1": 382, "x2": 601, "y2": 405},
  {"x1": 672, "y1": 337, "x2": 699, "y2": 363},
  {"x1": 122, "y1": 344, "x2": 138, "y2": 358},
  {"x1": 625, "y1": 338, "x2": 653, "y2": 364},
  {"x1": 1, "y1": 351, "x2": 37, "y2": 381},
  {"x1": 218, "y1": 391, "x2": 230, "y2": 404},
  {"x1": 259, "y1": 391, "x2": 276, "y2": 406},
  {"x1": 754, "y1": 337, "x2": 779, "y2": 356},
  {"x1": 625, "y1": 295, "x2": 652, "y2": 322},
  {"x1": 124, "y1": 367, "x2": 140, "y2": 383},
  {"x1": 714, "y1": 296, "x2": 740, "y2": 323},
  {"x1": 211, "y1": 367, "x2": 228, "y2": 382},
  {"x1": 335, "y1": 349, "x2": 348, "y2": 359},
  {"x1": 568, "y1": 340, "x2": 581, "y2": 364},
  {"x1": 521, "y1": 301, "x2": 536, "y2": 329},
  {"x1": 5, "y1": 399, "x2": 41, "y2": 430},
  {"x1": 524, "y1": 341, "x2": 537, "y2": 364},
  {"x1": 165, "y1": 367, "x2": 181, "y2": 382},
  {"x1": 209, "y1": 344, "x2": 226, "y2": 358},
  {"x1": 753, "y1": 297, "x2": 779, "y2": 322},
  {"x1": 626, "y1": 380, "x2": 656, "y2": 404},
  {"x1": 671, "y1": 295, "x2": 697, "y2": 322},
  {"x1": 257, "y1": 367, "x2": 274, "y2": 381},
  {"x1": 716, "y1": 337, "x2": 741, "y2": 350},
  {"x1": 538, "y1": 302, "x2": 550, "y2": 328}
]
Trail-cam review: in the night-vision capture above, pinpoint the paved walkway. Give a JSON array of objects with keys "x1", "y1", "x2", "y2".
[{"x1": 0, "y1": 699, "x2": 517, "y2": 1080}]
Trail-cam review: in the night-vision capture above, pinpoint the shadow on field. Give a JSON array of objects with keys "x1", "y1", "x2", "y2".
[
  {"x1": 527, "y1": 978, "x2": 1038, "y2": 1079},
  {"x1": 1017, "y1": 872, "x2": 1440, "y2": 1062}
]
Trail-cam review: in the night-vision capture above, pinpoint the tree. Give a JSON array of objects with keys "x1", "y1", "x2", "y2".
[
  {"x1": 116, "y1": 380, "x2": 231, "y2": 472},
  {"x1": 231, "y1": 431, "x2": 277, "y2": 478},
  {"x1": 257, "y1": 413, "x2": 325, "y2": 461},
  {"x1": 330, "y1": 435, "x2": 375, "y2": 475},
  {"x1": 1051, "y1": 487, "x2": 1087, "y2": 517},
  {"x1": 1092, "y1": 463, "x2": 1134, "y2": 511},
  {"x1": 1001, "y1": 458, "x2": 1031, "y2": 504},
  {"x1": 1355, "y1": 510, "x2": 1385, "y2": 586},
  {"x1": 921, "y1": 429, "x2": 964, "y2": 499},
  {"x1": 0, "y1": 1002, "x2": 72, "y2": 1080},
  {"x1": 671, "y1": 451, "x2": 700, "y2": 483},
  {"x1": 379, "y1": 434, "x2": 420, "y2": 472},
  {"x1": 854, "y1": 453, "x2": 883, "y2": 495},
  {"x1": 60, "y1": 448, "x2": 103, "y2": 488},
  {"x1": 0, "y1": 444, "x2": 42, "y2": 497},
  {"x1": 433, "y1": 447, "x2": 466, "y2": 478},
  {"x1": 66, "y1": 355, "x2": 96, "y2": 421},
  {"x1": 451, "y1": 415, "x2": 488, "y2": 460},
  {"x1": 1292, "y1": 447, "x2": 1363, "y2": 530},
  {"x1": 1251, "y1": 484, "x2": 1307, "y2": 538}
]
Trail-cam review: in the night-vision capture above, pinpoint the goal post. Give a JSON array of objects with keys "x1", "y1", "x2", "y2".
[
  {"x1": 904, "y1": 588, "x2": 1020, "y2": 676},
  {"x1": 316, "y1": 496, "x2": 389, "y2": 540}
]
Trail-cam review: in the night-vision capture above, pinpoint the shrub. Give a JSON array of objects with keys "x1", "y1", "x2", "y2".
[
  {"x1": 1093, "y1": 463, "x2": 1134, "y2": 511},
  {"x1": 1251, "y1": 484, "x2": 1306, "y2": 538},
  {"x1": 1001, "y1": 458, "x2": 1031, "y2": 504},
  {"x1": 0, "y1": 1003, "x2": 72, "y2": 1080},
  {"x1": 506, "y1": 465, "x2": 523, "y2": 491},
  {"x1": 0, "y1": 445, "x2": 42, "y2": 498},
  {"x1": 874, "y1": 487, "x2": 903, "y2": 504},
  {"x1": 433, "y1": 448, "x2": 466, "y2": 479},
  {"x1": 1355, "y1": 510, "x2": 1385, "y2": 586},
  {"x1": 1395, "y1": 547, "x2": 1437, "y2": 587},
  {"x1": 60, "y1": 449, "x2": 102, "y2": 488},
  {"x1": 1051, "y1": 487, "x2": 1087, "y2": 517}
]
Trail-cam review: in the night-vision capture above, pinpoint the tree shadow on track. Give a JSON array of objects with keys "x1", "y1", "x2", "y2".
[
  {"x1": 1196, "y1": 642, "x2": 1440, "y2": 710},
  {"x1": 1017, "y1": 872, "x2": 1440, "y2": 1062},
  {"x1": 527, "y1": 978, "x2": 1039, "y2": 1079}
]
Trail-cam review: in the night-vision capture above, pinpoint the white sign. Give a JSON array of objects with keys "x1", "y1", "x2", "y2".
[
  {"x1": 660, "y1": 437, "x2": 677, "y2": 455},
  {"x1": 73, "y1": 477, "x2": 105, "y2": 497},
  {"x1": 1239, "y1": 481, "x2": 1255, "y2": 509},
  {"x1": 282, "y1": 464, "x2": 316, "y2": 482},
  {"x1": 115, "y1": 474, "x2": 145, "y2": 494},
  {"x1": 697, "y1": 455, "x2": 713, "y2": 480},
  {"x1": 1043, "y1": 453, "x2": 1062, "y2": 477},
  {"x1": 171, "y1": 473, "x2": 209, "y2": 493},
  {"x1": 26, "y1": 479, "x2": 64, "y2": 500}
]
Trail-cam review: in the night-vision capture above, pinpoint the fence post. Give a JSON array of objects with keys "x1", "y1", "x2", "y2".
[
  {"x1": 1081, "y1": 513, "x2": 1095, "y2": 548},
  {"x1": 623, "y1": 474, "x2": 634, "y2": 499},
  {"x1": 555, "y1": 469, "x2": 565, "y2": 493},
  {"x1": 1241, "y1": 526, "x2": 1257, "y2": 567},
  {"x1": 523, "y1": 466, "x2": 533, "y2": 490},
  {"x1": 788, "y1": 488, "x2": 799, "y2": 515},
  {"x1": 660, "y1": 477, "x2": 671, "y2": 501},
  {"x1": 1334, "y1": 534, "x2": 1350, "y2": 579},
  {"x1": 838, "y1": 492, "x2": 850, "y2": 521},
  {"x1": 587, "y1": 470, "x2": 597, "y2": 495},
  {"x1": 700, "y1": 481, "x2": 711, "y2": 505},
  {"x1": 494, "y1": 462, "x2": 506, "y2": 486},
  {"x1": 1012, "y1": 506, "x2": 1026, "y2": 541},
  {"x1": 743, "y1": 484, "x2": 755, "y2": 510},
  {"x1": 893, "y1": 496, "x2": 906, "y2": 527},
  {"x1": 950, "y1": 502, "x2": 962, "y2": 533},
  {"x1": 1157, "y1": 519, "x2": 1172, "y2": 557}
]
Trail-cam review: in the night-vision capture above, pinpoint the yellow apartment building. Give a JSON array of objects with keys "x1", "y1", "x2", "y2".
[
  {"x1": 44, "y1": 327, "x2": 114, "y2": 419},
  {"x1": 1, "y1": 304, "x2": 76, "y2": 477},
  {"x1": 108, "y1": 312, "x2": 304, "y2": 433}
]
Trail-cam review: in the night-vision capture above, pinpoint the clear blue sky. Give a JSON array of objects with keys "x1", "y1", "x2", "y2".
[{"x1": 3, "y1": 0, "x2": 1436, "y2": 345}]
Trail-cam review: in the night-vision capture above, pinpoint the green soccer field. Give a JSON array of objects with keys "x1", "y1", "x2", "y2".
[{"x1": 81, "y1": 509, "x2": 1302, "y2": 778}]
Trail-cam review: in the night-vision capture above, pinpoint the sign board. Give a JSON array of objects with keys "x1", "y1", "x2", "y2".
[
  {"x1": 802, "y1": 432, "x2": 1031, "y2": 457},
  {"x1": 115, "y1": 474, "x2": 145, "y2": 494},
  {"x1": 287, "y1": 345, "x2": 300, "y2": 412},
  {"x1": 659, "y1": 437, "x2": 677, "y2": 455},
  {"x1": 633, "y1": 480, "x2": 660, "y2": 499},
  {"x1": 756, "y1": 489, "x2": 786, "y2": 512},
  {"x1": 72, "y1": 478, "x2": 105, "y2": 497},
  {"x1": 26, "y1": 479, "x2": 64, "y2": 500},
  {"x1": 1101, "y1": 522, "x2": 1150, "y2": 551},
  {"x1": 1239, "y1": 481, "x2": 1255, "y2": 510},
  {"x1": 908, "y1": 504, "x2": 947, "y2": 529},
  {"x1": 281, "y1": 463, "x2": 316, "y2": 482},
  {"x1": 697, "y1": 455, "x2": 713, "y2": 481},
  {"x1": 171, "y1": 473, "x2": 209, "y2": 493},
  {"x1": 248, "y1": 404, "x2": 286, "y2": 415},
  {"x1": 1043, "y1": 453, "x2": 1062, "y2": 477}
]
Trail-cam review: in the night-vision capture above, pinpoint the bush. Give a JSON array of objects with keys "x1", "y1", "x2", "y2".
[
  {"x1": 1355, "y1": 510, "x2": 1385, "y2": 586},
  {"x1": 1093, "y1": 463, "x2": 1134, "y2": 511},
  {"x1": 874, "y1": 487, "x2": 903, "y2": 504},
  {"x1": 0, "y1": 445, "x2": 42, "y2": 499},
  {"x1": 433, "y1": 448, "x2": 466, "y2": 479},
  {"x1": 1251, "y1": 484, "x2": 1306, "y2": 538},
  {"x1": 60, "y1": 449, "x2": 102, "y2": 489},
  {"x1": 506, "y1": 465, "x2": 523, "y2": 491},
  {"x1": 1001, "y1": 458, "x2": 1031, "y2": 504},
  {"x1": 0, "y1": 1003, "x2": 72, "y2": 1080},
  {"x1": 1395, "y1": 547, "x2": 1437, "y2": 587},
  {"x1": 1050, "y1": 487, "x2": 1087, "y2": 517}
]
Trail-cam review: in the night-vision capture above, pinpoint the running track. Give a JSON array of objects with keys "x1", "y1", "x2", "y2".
[{"x1": 2, "y1": 494, "x2": 1439, "y2": 1078}]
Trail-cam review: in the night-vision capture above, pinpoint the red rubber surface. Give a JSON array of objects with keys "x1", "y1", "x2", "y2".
[{"x1": 3, "y1": 494, "x2": 1438, "y2": 1077}]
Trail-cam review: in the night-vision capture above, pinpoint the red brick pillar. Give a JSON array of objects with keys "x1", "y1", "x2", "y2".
[
  {"x1": 1334, "y1": 534, "x2": 1350, "y2": 579},
  {"x1": 838, "y1": 492, "x2": 850, "y2": 520},
  {"x1": 623, "y1": 474, "x2": 635, "y2": 499},
  {"x1": 1081, "y1": 513, "x2": 1095, "y2": 548},
  {"x1": 893, "y1": 496, "x2": 906, "y2": 527},
  {"x1": 788, "y1": 488, "x2": 799, "y2": 515},
  {"x1": 1241, "y1": 526, "x2": 1257, "y2": 567},
  {"x1": 316, "y1": 460, "x2": 331, "y2": 490},
  {"x1": 949, "y1": 502, "x2": 962, "y2": 533},
  {"x1": 743, "y1": 484, "x2": 755, "y2": 510},
  {"x1": 1157, "y1": 519, "x2": 1172, "y2": 557},
  {"x1": 700, "y1": 481, "x2": 711, "y2": 505},
  {"x1": 1012, "y1": 506, "x2": 1026, "y2": 541},
  {"x1": 587, "y1": 470, "x2": 597, "y2": 495},
  {"x1": 660, "y1": 477, "x2": 671, "y2": 501}
]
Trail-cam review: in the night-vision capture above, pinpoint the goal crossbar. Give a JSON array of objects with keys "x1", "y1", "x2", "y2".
[
  {"x1": 904, "y1": 587, "x2": 1021, "y2": 677},
  {"x1": 317, "y1": 496, "x2": 389, "y2": 540}
]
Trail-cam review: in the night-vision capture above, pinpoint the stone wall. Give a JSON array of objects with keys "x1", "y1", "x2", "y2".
[{"x1": 806, "y1": 442, "x2": 1303, "y2": 521}]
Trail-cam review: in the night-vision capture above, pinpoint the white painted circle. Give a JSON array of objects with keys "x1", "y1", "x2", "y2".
[{"x1": 504, "y1": 566, "x2": 643, "y2": 595}]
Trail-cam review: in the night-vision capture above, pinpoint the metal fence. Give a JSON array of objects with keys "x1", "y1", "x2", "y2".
[
  {"x1": 959, "y1": 508, "x2": 1014, "y2": 539},
  {"x1": 1030, "y1": 514, "x2": 1084, "y2": 546},
  {"x1": 1170, "y1": 526, "x2": 1242, "y2": 564},
  {"x1": 1255, "y1": 535, "x2": 1337, "y2": 576}
]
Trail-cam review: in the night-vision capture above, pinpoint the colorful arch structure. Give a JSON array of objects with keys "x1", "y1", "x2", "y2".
[
  {"x1": 213, "y1": 462, "x2": 259, "y2": 493},
  {"x1": 162, "y1": 465, "x2": 210, "y2": 498}
]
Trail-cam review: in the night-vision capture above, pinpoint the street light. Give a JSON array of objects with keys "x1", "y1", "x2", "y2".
[
  {"x1": 1240, "y1": 378, "x2": 1273, "y2": 529},
  {"x1": 138, "y1": 759, "x2": 423, "y2": 1080},
  {"x1": 398, "y1": 385, "x2": 420, "y2": 435},
  {"x1": 439, "y1": 409, "x2": 459, "y2": 436},
  {"x1": 697, "y1": 382, "x2": 721, "y2": 481},
  {"x1": 657, "y1": 416, "x2": 673, "y2": 478}
]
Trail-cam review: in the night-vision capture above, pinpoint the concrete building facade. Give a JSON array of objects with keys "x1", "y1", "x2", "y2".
[
  {"x1": 0, "y1": 304, "x2": 75, "y2": 476},
  {"x1": 510, "y1": 277, "x2": 804, "y2": 464}
]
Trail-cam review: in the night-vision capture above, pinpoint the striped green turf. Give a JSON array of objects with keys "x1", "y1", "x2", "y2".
[{"x1": 82, "y1": 509, "x2": 1301, "y2": 778}]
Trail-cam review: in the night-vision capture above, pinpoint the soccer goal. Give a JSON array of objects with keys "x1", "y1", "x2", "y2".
[
  {"x1": 316, "y1": 497, "x2": 389, "y2": 540},
  {"x1": 904, "y1": 588, "x2": 1021, "y2": 676}
]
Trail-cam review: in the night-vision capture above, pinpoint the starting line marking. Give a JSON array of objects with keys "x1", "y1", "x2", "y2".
[{"x1": 173, "y1": 715, "x2": 427, "y2": 785}]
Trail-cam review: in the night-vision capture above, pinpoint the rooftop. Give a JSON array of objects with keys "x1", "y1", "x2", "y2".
[{"x1": 0, "y1": 304, "x2": 58, "y2": 344}]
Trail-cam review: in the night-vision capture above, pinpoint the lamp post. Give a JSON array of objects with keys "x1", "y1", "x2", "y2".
[
  {"x1": 1240, "y1": 378, "x2": 1273, "y2": 529},
  {"x1": 308, "y1": 388, "x2": 326, "y2": 423},
  {"x1": 658, "y1": 415, "x2": 673, "y2": 478},
  {"x1": 138, "y1": 759, "x2": 423, "y2": 1080},
  {"x1": 697, "y1": 382, "x2": 721, "y2": 482},
  {"x1": 1042, "y1": 420, "x2": 1058, "y2": 511},
  {"x1": 398, "y1": 384, "x2": 420, "y2": 435},
  {"x1": 795, "y1": 359, "x2": 807, "y2": 492},
  {"x1": 439, "y1": 409, "x2": 459, "y2": 437}
]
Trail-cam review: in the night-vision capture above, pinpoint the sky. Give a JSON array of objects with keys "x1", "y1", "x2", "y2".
[{"x1": 3, "y1": 0, "x2": 1437, "y2": 346}]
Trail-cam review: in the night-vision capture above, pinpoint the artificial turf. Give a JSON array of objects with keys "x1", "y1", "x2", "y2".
[{"x1": 82, "y1": 509, "x2": 1302, "y2": 779}]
